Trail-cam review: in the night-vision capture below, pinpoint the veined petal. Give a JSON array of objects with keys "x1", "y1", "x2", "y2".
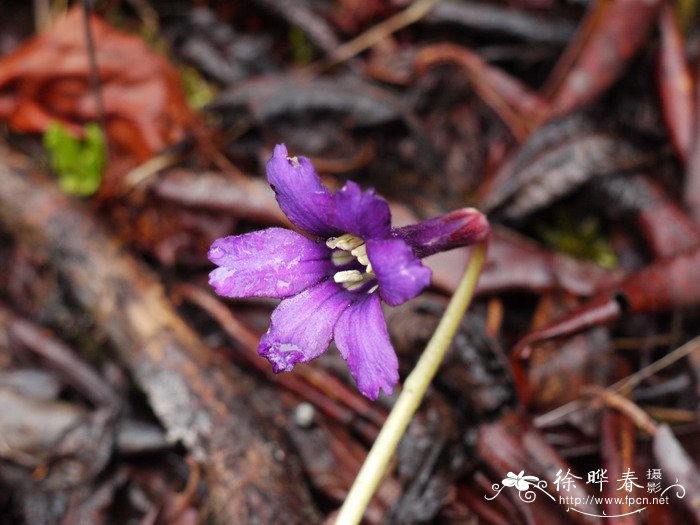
[
  {"x1": 266, "y1": 144, "x2": 335, "y2": 236},
  {"x1": 330, "y1": 181, "x2": 391, "y2": 240},
  {"x1": 208, "y1": 228, "x2": 333, "y2": 298},
  {"x1": 366, "y1": 239, "x2": 431, "y2": 306},
  {"x1": 259, "y1": 280, "x2": 352, "y2": 372},
  {"x1": 334, "y1": 293, "x2": 398, "y2": 399}
]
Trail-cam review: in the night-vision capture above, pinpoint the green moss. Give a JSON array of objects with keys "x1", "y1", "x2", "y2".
[
  {"x1": 536, "y1": 213, "x2": 618, "y2": 269},
  {"x1": 179, "y1": 65, "x2": 217, "y2": 109},
  {"x1": 289, "y1": 26, "x2": 315, "y2": 64},
  {"x1": 43, "y1": 122, "x2": 106, "y2": 197}
]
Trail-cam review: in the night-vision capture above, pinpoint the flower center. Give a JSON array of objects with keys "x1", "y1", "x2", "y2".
[{"x1": 326, "y1": 233, "x2": 376, "y2": 291}]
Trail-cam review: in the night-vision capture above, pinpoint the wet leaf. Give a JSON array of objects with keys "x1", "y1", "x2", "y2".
[
  {"x1": 514, "y1": 245, "x2": 700, "y2": 354},
  {"x1": 481, "y1": 115, "x2": 655, "y2": 219},
  {"x1": 416, "y1": 43, "x2": 551, "y2": 140},
  {"x1": 426, "y1": 1, "x2": 576, "y2": 44},
  {"x1": 210, "y1": 73, "x2": 402, "y2": 128},
  {"x1": 546, "y1": 0, "x2": 661, "y2": 114},
  {"x1": 153, "y1": 168, "x2": 288, "y2": 225},
  {"x1": 528, "y1": 328, "x2": 615, "y2": 412},
  {"x1": 658, "y1": 3, "x2": 695, "y2": 162},
  {"x1": 592, "y1": 174, "x2": 700, "y2": 258}
]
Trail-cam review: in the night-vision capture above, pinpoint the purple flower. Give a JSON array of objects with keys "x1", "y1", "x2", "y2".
[{"x1": 208, "y1": 144, "x2": 488, "y2": 399}]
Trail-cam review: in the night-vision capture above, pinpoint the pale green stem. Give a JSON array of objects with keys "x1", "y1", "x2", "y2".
[{"x1": 335, "y1": 241, "x2": 488, "y2": 525}]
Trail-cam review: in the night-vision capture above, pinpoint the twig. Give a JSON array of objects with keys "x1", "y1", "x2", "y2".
[
  {"x1": 33, "y1": 0, "x2": 52, "y2": 31},
  {"x1": 121, "y1": 149, "x2": 184, "y2": 194},
  {"x1": 335, "y1": 241, "x2": 488, "y2": 525},
  {"x1": 81, "y1": 0, "x2": 108, "y2": 141},
  {"x1": 582, "y1": 385, "x2": 659, "y2": 435},
  {"x1": 2, "y1": 304, "x2": 120, "y2": 409},
  {"x1": 311, "y1": 0, "x2": 440, "y2": 72},
  {"x1": 534, "y1": 333, "x2": 700, "y2": 427}
]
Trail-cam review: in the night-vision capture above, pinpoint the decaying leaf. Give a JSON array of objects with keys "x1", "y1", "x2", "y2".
[{"x1": 0, "y1": 6, "x2": 199, "y2": 185}]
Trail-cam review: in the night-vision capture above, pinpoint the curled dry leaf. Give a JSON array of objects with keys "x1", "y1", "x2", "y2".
[
  {"x1": 209, "y1": 73, "x2": 402, "y2": 128},
  {"x1": 426, "y1": 1, "x2": 576, "y2": 45},
  {"x1": 513, "y1": 244, "x2": 700, "y2": 361},
  {"x1": 657, "y1": 3, "x2": 695, "y2": 163},
  {"x1": 0, "y1": 6, "x2": 198, "y2": 185},
  {"x1": 546, "y1": 0, "x2": 661, "y2": 114},
  {"x1": 592, "y1": 174, "x2": 700, "y2": 258},
  {"x1": 481, "y1": 116, "x2": 654, "y2": 219},
  {"x1": 416, "y1": 43, "x2": 551, "y2": 141},
  {"x1": 154, "y1": 168, "x2": 289, "y2": 225}
]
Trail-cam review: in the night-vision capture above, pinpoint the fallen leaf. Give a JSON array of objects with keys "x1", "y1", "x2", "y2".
[{"x1": 0, "y1": 6, "x2": 198, "y2": 187}]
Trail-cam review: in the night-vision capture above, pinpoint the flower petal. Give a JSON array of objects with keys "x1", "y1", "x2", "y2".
[
  {"x1": 330, "y1": 181, "x2": 391, "y2": 240},
  {"x1": 266, "y1": 144, "x2": 335, "y2": 236},
  {"x1": 366, "y1": 239, "x2": 432, "y2": 306},
  {"x1": 259, "y1": 280, "x2": 352, "y2": 372},
  {"x1": 334, "y1": 293, "x2": 398, "y2": 399},
  {"x1": 208, "y1": 228, "x2": 333, "y2": 298}
]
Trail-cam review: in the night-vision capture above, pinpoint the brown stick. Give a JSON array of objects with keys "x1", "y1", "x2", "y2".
[{"x1": 0, "y1": 151, "x2": 320, "y2": 524}]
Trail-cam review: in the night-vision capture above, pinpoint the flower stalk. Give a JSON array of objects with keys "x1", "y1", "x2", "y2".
[{"x1": 335, "y1": 241, "x2": 489, "y2": 525}]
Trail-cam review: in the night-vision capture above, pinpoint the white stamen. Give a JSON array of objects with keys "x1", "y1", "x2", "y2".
[
  {"x1": 334, "y1": 270, "x2": 364, "y2": 284},
  {"x1": 287, "y1": 156, "x2": 301, "y2": 167},
  {"x1": 367, "y1": 284, "x2": 379, "y2": 294},
  {"x1": 350, "y1": 244, "x2": 369, "y2": 265},
  {"x1": 326, "y1": 233, "x2": 376, "y2": 288},
  {"x1": 332, "y1": 250, "x2": 355, "y2": 266},
  {"x1": 346, "y1": 276, "x2": 372, "y2": 291},
  {"x1": 326, "y1": 233, "x2": 364, "y2": 251}
]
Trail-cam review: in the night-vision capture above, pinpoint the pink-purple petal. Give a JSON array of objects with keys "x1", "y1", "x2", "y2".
[
  {"x1": 258, "y1": 280, "x2": 352, "y2": 372},
  {"x1": 366, "y1": 239, "x2": 432, "y2": 306},
  {"x1": 330, "y1": 181, "x2": 391, "y2": 240},
  {"x1": 208, "y1": 228, "x2": 333, "y2": 298},
  {"x1": 334, "y1": 293, "x2": 398, "y2": 400},
  {"x1": 266, "y1": 144, "x2": 335, "y2": 236}
]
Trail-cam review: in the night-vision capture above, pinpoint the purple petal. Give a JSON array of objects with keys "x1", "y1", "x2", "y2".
[
  {"x1": 330, "y1": 181, "x2": 391, "y2": 240},
  {"x1": 334, "y1": 294, "x2": 398, "y2": 399},
  {"x1": 392, "y1": 207, "x2": 491, "y2": 258},
  {"x1": 259, "y1": 280, "x2": 352, "y2": 372},
  {"x1": 366, "y1": 239, "x2": 432, "y2": 306},
  {"x1": 208, "y1": 228, "x2": 333, "y2": 298},
  {"x1": 266, "y1": 144, "x2": 335, "y2": 237}
]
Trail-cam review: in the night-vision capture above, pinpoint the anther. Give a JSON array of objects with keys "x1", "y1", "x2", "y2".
[
  {"x1": 350, "y1": 244, "x2": 369, "y2": 266},
  {"x1": 333, "y1": 270, "x2": 364, "y2": 284},
  {"x1": 326, "y1": 234, "x2": 363, "y2": 251},
  {"x1": 332, "y1": 250, "x2": 355, "y2": 266}
]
